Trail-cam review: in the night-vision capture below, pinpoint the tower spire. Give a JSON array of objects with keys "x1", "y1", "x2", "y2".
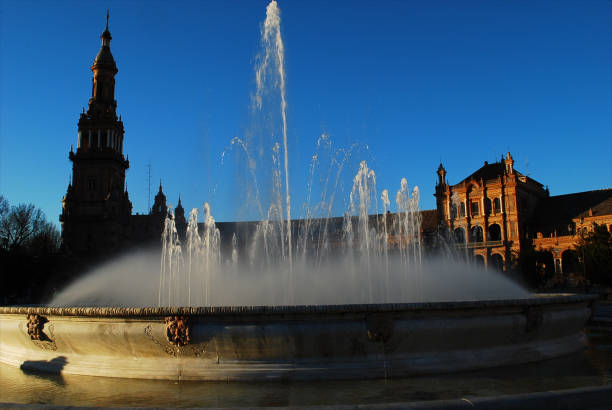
[
  {"x1": 62, "y1": 13, "x2": 132, "y2": 257},
  {"x1": 85, "y1": 11, "x2": 118, "y2": 119}
]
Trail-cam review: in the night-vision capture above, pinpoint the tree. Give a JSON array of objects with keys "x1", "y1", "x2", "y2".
[
  {"x1": 0, "y1": 196, "x2": 62, "y2": 304},
  {"x1": 510, "y1": 243, "x2": 555, "y2": 288},
  {"x1": 0, "y1": 197, "x2": 60, "y2": 253},
  {"x1": 575, "y1": 224, "x2": 612, "y2": 286},
  {"x1": 0, "y1": 196, "x2": 8, "y2": 218}
]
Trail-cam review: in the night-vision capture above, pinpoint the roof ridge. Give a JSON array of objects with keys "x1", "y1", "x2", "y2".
[{"x1": 548, "y1": 187, "x2": 612, "y2": 199}]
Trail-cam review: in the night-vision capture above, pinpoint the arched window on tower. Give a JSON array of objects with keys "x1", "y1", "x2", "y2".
[{"x1": 484, "y1": 198, "x2": 491, "y2": 215}]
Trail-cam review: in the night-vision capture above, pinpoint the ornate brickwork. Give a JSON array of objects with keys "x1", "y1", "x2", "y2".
[{"x1": 435, "y1": 154, "x2": 612, "y2": 279}]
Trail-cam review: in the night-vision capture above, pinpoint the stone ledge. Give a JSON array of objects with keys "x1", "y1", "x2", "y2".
[{"x1": 0, "y1": 293, "x2": 598, "y2": 318}]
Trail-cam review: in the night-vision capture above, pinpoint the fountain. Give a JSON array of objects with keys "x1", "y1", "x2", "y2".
[{"x1": 0, "y1": 0, "x2": 598, "y2": 385}]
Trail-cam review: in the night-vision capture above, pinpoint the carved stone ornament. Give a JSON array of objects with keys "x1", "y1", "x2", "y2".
[
  {"x1": 165, "y1": 315, "x2": 191, "y2": 346},
  {"x1": 27, "y1": 314, "x2": 47, "y2": 340}
]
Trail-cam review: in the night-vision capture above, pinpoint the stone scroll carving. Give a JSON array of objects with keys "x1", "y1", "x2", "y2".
[
  {"x1": 27, "y1": 314, "x2": 47, "y2": 340},
  {"x1": 165, "y1": 315, "x2": 191, "y2": 346},
  {"x1": 26, "y1": 314, "x2": 57, "y2": 350}
]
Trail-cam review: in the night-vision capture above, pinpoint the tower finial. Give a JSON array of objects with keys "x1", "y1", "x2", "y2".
[{"x1": 106, "y1": 10, "x2": 110, "y2": 31}]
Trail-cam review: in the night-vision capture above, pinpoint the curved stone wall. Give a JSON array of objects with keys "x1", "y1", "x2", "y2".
[{"x1": 0, "y1": 294, "x2": 597, "y2": 381}]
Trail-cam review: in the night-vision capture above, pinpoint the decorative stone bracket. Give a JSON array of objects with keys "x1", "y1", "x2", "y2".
[
  {"x1": 27, "y1": 314, "x2": 47, "y2": 341},
  {"x1": 165, "y1": 316, "x2": 191, "y2": 346}
]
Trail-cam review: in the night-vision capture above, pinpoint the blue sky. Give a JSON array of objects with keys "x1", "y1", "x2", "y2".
[{"x1": 1, "y1": 0, "x2": 610, "y2": 225}]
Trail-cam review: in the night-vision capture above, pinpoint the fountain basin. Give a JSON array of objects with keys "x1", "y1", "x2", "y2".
[{"x1": 0, "y1": 294, "x2": 597, "y2": 381}]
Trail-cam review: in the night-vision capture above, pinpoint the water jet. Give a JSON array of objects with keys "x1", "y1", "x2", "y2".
[{"x1": 0, "y1": 1, "x2": 600, "y2": 391}]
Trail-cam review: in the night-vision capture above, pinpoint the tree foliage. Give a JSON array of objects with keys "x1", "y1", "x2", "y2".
[
  {"x1": 0, "y1": 196, "x2": 60, "y2": 253},
  {"x1": 512, "y1": 243, "x2": 555, "y2": 288},
  {"x1": 575, "y1": 224, "x2": 612, "y2": 286},
  {"x1": 0, "y1": 196, "x2": 63, "y2": 304}
]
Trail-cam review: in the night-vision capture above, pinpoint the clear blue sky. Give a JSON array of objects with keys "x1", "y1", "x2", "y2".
[{"x1": 1, "y1": 0, "x2": 610, "y2": 225}]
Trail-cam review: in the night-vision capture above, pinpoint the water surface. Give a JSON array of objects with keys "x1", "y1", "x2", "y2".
[{"x1": 1, "y1": 328, "x2": 610, "y2": 408}]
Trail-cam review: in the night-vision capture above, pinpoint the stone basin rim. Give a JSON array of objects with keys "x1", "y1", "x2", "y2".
[{"x1": 0, "y1": 293, "x2": 598, "y2": 318}]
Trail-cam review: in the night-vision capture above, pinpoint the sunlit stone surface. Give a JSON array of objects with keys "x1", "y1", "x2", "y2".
[{"x1": 0, "y1": 294, "x2": 596, "y2": 381}]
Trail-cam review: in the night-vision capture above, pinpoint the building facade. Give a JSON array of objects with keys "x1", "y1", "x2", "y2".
[
  {"x1": 529, "y1": 189, "x2": 612, "y2": 276},
  {"x1": 435, "y1": 153, "x2": 612, "y2": 277}
]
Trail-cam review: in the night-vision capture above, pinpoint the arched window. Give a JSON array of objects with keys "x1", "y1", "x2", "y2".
[
  {"x1": 488, "y1": 224, "x2": 502, "y2": 241},
  {"x1": 562, "y1": 250, "x2": 580, "y2": 274},
  {"x1": 454, "y1": 227, "x2": 466, "y2": 243},
  {"x1": 460, "y1": 203, "x2": 466, "y2": 218},
  {"x1": 450, "y1": 203, "x2": 457, "y2": 219},
  {"x1": 470, "y1": 225, "x2": 483, "y2": 242},
  {"x1": 536, "y1": 251, "x2": 555, "y2": 277},
  {"x1": 490, "y1": 254, "x2": 504, "y2": 271}
]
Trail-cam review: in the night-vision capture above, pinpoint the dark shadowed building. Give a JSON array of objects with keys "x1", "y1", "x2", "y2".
[{"x1": 60, "y1": 16, "x2": 169, "y2": 258}]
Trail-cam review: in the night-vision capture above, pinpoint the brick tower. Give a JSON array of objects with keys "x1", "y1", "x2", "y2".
[{"x1": 60, "y1": 13, "x2": 132, "y2": 256}]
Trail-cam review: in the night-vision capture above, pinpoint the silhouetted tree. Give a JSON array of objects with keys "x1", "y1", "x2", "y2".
[
  {"x1": 510, "y1": 244, "x2": 555, "y2": 288},
  {"x1": 575, "y1": 224, "x2": 612, "y2": 286},
  {"x1": 0, "y1": 196, "x2": 61, "y2": 304},
  {"x1": 0, "y1": 197, "x2": 59, "y2": 253}
]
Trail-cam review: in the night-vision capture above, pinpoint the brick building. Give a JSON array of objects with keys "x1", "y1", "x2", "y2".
[{"x1": 435, "y1": 153, "x2": 612, "y2": 277}]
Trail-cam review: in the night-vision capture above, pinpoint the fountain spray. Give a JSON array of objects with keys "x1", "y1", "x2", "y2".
[{"x1": 256, "y1": 0, "x2": 293, "y2": 301}]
